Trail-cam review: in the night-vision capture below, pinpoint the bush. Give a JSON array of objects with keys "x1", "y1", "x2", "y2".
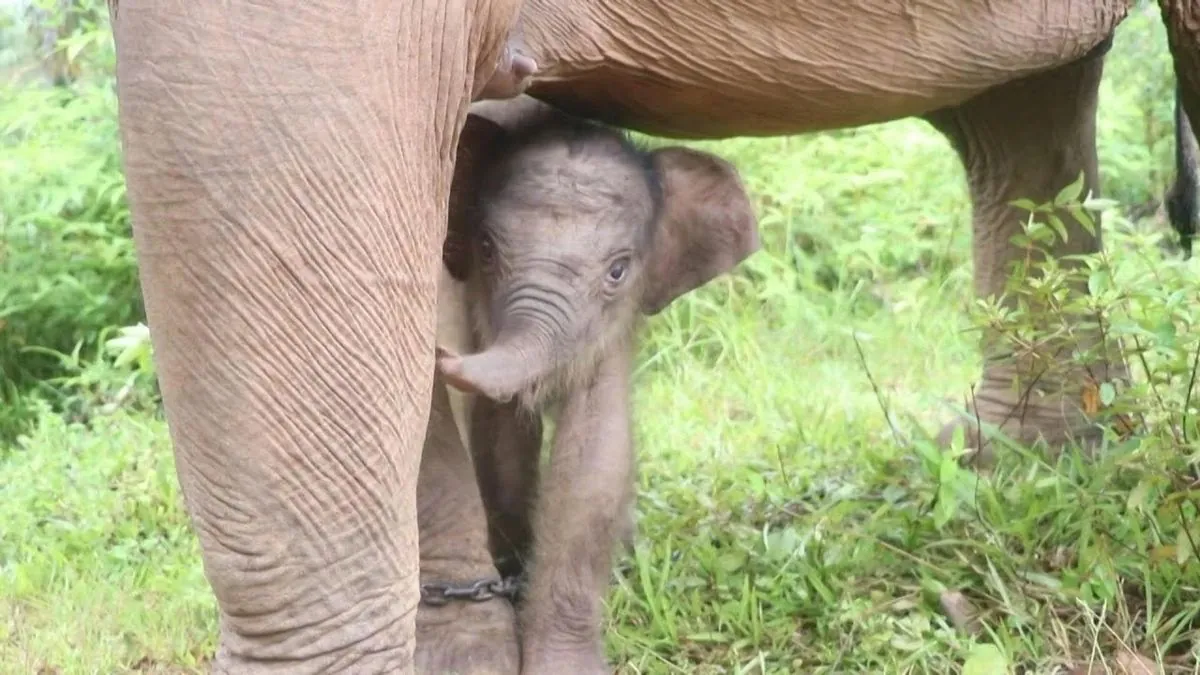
[{"x1": 0, "y1": 4, "x2": 139, "y2": 441}]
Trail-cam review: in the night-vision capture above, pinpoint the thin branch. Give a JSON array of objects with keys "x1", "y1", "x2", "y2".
[
  {"x1": 1131, "y1": 334, "x2": 1179, "y2": 445},
  {"x1": 852, "y1": 333, "x2": 902, "y2": 447},
  {"x1": 969, "y1": 384, "x2": 982, "y2": 467},
  {"x1": 1184, "y1": 336, "x2": 1200, "y2": 445},
  {"x1": 1176, "y1": 500, "x2": 1199, "y2": 570}
]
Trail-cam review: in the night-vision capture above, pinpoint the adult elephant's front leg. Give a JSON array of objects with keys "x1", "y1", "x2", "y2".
[
  {"x1": 111, "y1": 1, "x2": 508, "y2": 671},
  {"x1": 924, "y1": 39, "x2": 1125, "y2": 463}
]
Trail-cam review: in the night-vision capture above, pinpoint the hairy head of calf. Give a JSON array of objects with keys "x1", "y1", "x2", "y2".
[{"x1": 438, "y1": 106, "x2": 760, "y2": 408}]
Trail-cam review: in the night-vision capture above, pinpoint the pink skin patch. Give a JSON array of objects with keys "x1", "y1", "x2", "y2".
[{"x1": 477, "y1": 45, "x2": 538, "y2": 101}]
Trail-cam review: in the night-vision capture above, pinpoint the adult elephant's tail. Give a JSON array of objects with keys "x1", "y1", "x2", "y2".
[
  {"x1": 1166, "y1": 82, "x2": 1198, "y2": 257},
  {"x1": 1161, "y1": 0, "x2": 1200, "y2": 257}
]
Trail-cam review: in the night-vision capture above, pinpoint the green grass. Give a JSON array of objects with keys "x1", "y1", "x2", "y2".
[
  {"x1": 0, "y1": 410, "x2": 213, "y2": 673},
  {"x1": 3, "y1": 5, "x2": 1200, "y2": 674}
]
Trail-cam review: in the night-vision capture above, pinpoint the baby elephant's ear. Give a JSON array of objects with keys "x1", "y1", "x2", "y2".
[
  {"x1": 640, "y1": 147, "x2": 760, "y2": 315},
  {"x1": 445, "y1": 114, "x2": 507, "y2": 280}
]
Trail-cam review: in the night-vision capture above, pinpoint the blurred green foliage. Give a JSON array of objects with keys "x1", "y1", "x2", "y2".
[{"x1": 0, "y1": 0, "x2": 143, "y2": 442}]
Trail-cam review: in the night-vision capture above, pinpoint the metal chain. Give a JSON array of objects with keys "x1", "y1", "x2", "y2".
[{"x1": 419, "y1": 576, "x2": 522, "y2": 607}]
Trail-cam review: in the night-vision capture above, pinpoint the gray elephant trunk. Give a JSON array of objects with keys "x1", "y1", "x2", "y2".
[{"x1": 440, "y1": 308, "x2": 569, "y2": 403}]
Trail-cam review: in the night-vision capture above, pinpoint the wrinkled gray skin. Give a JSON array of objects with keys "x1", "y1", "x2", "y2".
[
  {"x1": 108, "y1": 0, "x2": 1200, "y2": 671},
  {"x1": 427, "y1": 102, "x2": 758, "y2": 674}
]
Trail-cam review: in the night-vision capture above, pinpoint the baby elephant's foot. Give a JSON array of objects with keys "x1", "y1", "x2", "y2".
[{"x1": 416, "y1": 586, "x2": 520, "y2": 675}]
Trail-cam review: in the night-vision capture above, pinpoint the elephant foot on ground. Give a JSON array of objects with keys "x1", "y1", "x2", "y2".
[
  {"x1": 415, "y1": 589, "x2": 520, "y2": 675},
  {"x1": 933, "y1": 368, "x2": 1115, "y2": 467}
]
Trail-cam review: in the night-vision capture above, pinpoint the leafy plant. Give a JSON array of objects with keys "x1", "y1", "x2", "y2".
[{"x1": 0, "y1": 7, "x2": 135, "y2": 441}]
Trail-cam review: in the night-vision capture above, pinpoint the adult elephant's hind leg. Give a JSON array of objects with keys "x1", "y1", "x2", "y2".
[{"x1": 925, "y1": 41, "x2": 1125, "y2": 462}]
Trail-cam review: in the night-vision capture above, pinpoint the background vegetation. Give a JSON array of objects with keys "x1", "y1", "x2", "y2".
[{"x1": 0, "y1": 1, "x2": 1197, "y2": 673}]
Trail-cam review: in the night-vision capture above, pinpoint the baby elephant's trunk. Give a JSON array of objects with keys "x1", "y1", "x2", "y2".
[{"x1": 436, "y1": 325, "x2": 559, "y2": 403}]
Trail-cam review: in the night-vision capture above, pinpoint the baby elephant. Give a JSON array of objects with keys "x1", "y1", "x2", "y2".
[{"x1": 438, "y1": 99, "x2": 759, "y2": 674}]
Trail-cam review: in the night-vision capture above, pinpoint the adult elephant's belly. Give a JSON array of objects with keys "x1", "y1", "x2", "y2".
[{"x1": 522, "y1": 0, "x2": 1131, "y2": 139}]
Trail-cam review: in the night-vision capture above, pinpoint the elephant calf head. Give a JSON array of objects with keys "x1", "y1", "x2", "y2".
[{"x1": 438, "y1": 104, "x2": 760, "y2": 406}]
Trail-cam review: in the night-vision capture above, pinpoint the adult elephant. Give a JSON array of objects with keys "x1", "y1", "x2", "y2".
[{"x1": 107, "y1": 0, "x2": 1198, "y2": 672}]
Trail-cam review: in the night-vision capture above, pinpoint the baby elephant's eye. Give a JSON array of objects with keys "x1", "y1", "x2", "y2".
[{"x1": 606, "y1": 257, "x2": 630, "y2": 285}]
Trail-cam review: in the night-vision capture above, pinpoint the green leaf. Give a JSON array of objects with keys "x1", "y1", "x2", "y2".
[
  {"x1": 962, "y1": 643, "x2": 1009, "y2": 675},
  {"x1": 1009, "y1": 198, "x2": 1040, "y2": 212},
  {"x1": 1099, "y1": 382, "x2": 1116, "y2": 406},
  {"x1": 1082, "y1": 196, "x2": 1120, "y2": 211},
  {"x1": 715, "y1": 549, "x2": 747, "y2": 574},
  {"x1": 1177, "y1": 528, "x2": 1194, "y2": 566},
  {"x1": 1046, "y1": 214, "x2": 1069, "y2": 243},
  {"x1": 1087, "y1": 269, "x2": 1111, "y2": 296},
  {"x1": 684, "y1": 632, "x2": 729, "y2": 644},
  {"x1": 1022, "y1": 572, "x2": 1062, "y2": 591},
  {"x1": 1153, "y1": 320, "x2": 1177, "y2": 348},
  {"x1": 1127, "y1": 479, "x2": 1153, "y2": 513},
  {"x1": 1026, "y1": 221, "x2": 1055, "y2": 243},
  {"x1": 1054, "y1": 171, "x2": 1086, "y2": 206},
  {"x1": 1068, "y1": 205, "x2": 1096, "y2": 236},
  {"x1": 934, "y1": 456, "x2": 960, "y2": 529}
]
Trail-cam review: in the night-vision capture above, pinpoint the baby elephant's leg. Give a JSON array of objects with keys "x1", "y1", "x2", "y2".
[
  {"x1": 519, "y1": 352, "x2": 635, "y2": 675},
  {"x1": 470, "y1": 397, "x2": 544, "y2": 578}
]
